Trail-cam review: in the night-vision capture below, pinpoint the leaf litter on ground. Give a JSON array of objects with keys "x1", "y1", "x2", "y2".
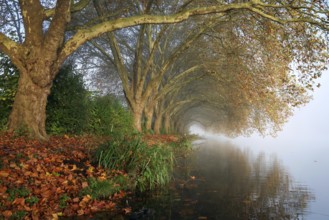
[{"x1": 0, "y1": 132, "x2": 129, "y2": 219}]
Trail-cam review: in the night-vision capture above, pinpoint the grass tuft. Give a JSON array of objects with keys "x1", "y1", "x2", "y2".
[{"x1": 93, "y1": 136, "x2": 174, "y2": 192}]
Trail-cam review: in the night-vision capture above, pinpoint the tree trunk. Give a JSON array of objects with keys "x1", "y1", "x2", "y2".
[
  {"x1": 163, "y1": 113, "x2": 170, "y2": 134},
  {"x1": 8, "y1": 70, "x2": 51, "y2": 140},
  {"x1": 153, "y1": 113, "x2": 162, "y2": 134},
  {"x1": 144, "y1": 107, "x2": 154, "y2": 132},
  {"x1": 132, "y1": 105, "x2": 144, "y2": 132}
]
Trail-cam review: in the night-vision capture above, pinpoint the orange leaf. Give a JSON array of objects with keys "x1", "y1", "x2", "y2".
[
  {"x1": 12, "y1": 198, "x2": 25, "y2": 206},
  {"x1": 81, "y1": 195, "x2": 91, "y2": 203},
  {"x1": 122, "y1": 207, "x2": 132, "y2": 214},
  {"x1": 41, "y1": 190, "x2": 52, "y2": 199},
  {"x1": 2, "y1": 210, "x2": 12, "y2": 218},
  {"x1": 77, "y1": 209, "x2": 84, "y2": 216},
  {"x1": 0, "y1": 186, "x2": 7, "y2": 193},
  {"x1": 72, "y1": 197, "x2": 80, "y2": 203},
  {"x1": 0, "y1": 170, "x2": 9, "y2": 177},
  {"x1": 52, "y1": 213, "x2": 59, "y2": 220},
  {"x1": 82, "y1": 181, "x2": 88, "y2": 188}
]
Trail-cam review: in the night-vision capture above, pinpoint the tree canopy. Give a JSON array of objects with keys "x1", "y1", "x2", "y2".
[{"x1": 0, "y1": 0, "x2": 329, "y2": 139}]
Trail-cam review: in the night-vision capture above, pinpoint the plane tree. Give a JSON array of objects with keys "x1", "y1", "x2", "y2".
[
  {"x1": 0, "y1": 0, "x2": 329, "y2": 139},
  {"x1": 166, "y1": 11, "x2": 328, "y2": 135}
]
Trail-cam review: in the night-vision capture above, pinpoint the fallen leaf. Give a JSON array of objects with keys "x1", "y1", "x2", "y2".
[
  {"x1": 0, "y1": 170, "x2": 9, "y2": 177},
  {"x1": 77, "y1": 209, "x2": 84, "y2": 216},
  {"x1": 52, "y1": 213, "x2": 59, "y2": 220},
  {"x1": 0, "y1": 186, "x2": 7, "y2": 193},
  {"x1": 2, "y1": 210, "x2": 12, "y2": 218},
  {"x1": 82, "y1": 181, "x2": 88, "y2": 188},
  {"x1": 12, "y1": 197, "x2": 25, "y2": 206},
  {"x1": 72, "y1": 197, "x2": 80, "y2": 203},
  {"x1": 122, "y1": 207, "x2": 132, "y2": 214}
]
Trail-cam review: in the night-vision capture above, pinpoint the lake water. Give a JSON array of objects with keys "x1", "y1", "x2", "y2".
[{"x1": 121, "y1": 138, "x2": 323, "y2": 220}]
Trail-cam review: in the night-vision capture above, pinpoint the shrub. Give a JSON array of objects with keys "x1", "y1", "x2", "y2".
[
  {"x1": 87, "y1": 95, "x2": 134, "y2": 138},
  {"x1": 93, "y1": 136, "x2": 174, "y2": 192},
  {"x1": 46, "y1": 64, "x2": 88, "y2": 134},
  {"x1": 0, "y1": 53, "x2": 19, "y2": 130}
]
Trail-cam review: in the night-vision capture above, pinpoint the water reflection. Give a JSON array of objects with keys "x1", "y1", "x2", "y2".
[
  {"x1": 86, "y1": 142, "x2": 315, "y2": 220},
  {"x1": 125, "y1": 140, "x2": 314, "y2": 220},
  {"x1": 169, "y1": 142, "x2": 314, "y2": 219}
]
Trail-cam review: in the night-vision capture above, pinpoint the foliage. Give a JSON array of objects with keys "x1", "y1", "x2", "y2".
[
  {"x1": 0, "y1": 133, "x2": 127, "y2": 219},
  {"x1": 0, "y1": 53, "x2": 19, "y2": 130},
  {"x1": 87, "y1": 95, "x2": 134, "y2": 137},
  {"x1": 0, "y1": 60, "x2": 90, "y2": 135},
  {"x1": 46, "y1": 64, "x2": 88, "y2": 135},
  {"x1": 94, "y1": 136, "x2": 174, "y2": 191},
  {"x1": 1, "y1": 0, "x2": 329, "y2": 139}
]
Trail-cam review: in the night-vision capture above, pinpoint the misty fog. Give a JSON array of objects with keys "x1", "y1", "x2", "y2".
[{"x1": 189, "y1": 70, "x2": 329, "y2": 219}]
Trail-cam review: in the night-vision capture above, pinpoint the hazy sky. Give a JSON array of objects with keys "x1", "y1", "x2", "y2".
[
  {"x1": 190, "y1": 69, "x2": 329, "y2": 145},
  {"x1": 190, "y1": 69, "x2": 329, "y2": 219}
]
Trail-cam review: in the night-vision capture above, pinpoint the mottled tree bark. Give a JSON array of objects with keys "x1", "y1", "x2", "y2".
[
  {"x1": 8, "y1": 69, "x2": 51, "y2": 140},
  {"x1": 144, "y1": 107, "x2": 154, "y2": 132},
  {"x1": 163, "y1": 113, "x2": 170, "y2": 134},
  {"x1": 153, "y1": 115, "x2": 162, "y2": 134},
  {"x1": 132, "y1": 104, "x2": 144, "y2": 132}
]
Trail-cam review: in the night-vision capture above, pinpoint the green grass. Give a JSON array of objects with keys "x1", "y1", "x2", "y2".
[
  {"x1": 9, "y1": 210, "x2": 27, "y2": 220},
  {"x1": 25, "y1": 196, "x2": 39, "y2": 206},
  {"x1": 7, "y1": 187, "x2": 30, "y2": 202},
  {"x1": 59, "y1": 194, "x2": 70, "y2": 209},
  {"x1": 93, "y1": 136, "x2": 174, "y2": 192},
  {"x1": 81, "y1": 176, "x2": 127, "y2": 199}
]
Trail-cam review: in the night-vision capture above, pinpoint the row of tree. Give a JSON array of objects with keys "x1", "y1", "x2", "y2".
[{"x1": 0, "y1": 0, "x2": 328, "y2": 140}]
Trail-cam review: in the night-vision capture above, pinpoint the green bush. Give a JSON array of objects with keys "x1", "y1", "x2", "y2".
[
  {"x1": 94, "y1": 136, "x2": 174, "y2": 192},
  {"x1": 87, "y1": 95, "x2": 134, "y2": 137},
  {"x1": 0, "y1": 55, "x2": 133, "y2": 137},
  {"x1": 46, "y1": 64, "x2": 88, "y2": 134},
  {"x1": 0, "y1": 53, "x2": 19, "y2": 130}
]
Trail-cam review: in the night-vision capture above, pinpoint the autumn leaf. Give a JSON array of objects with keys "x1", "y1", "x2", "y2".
[
  {"x1": 81, "y1": 182, "x2": 88, "y2": 188},
  {"x1": 77, "y1": 209, "x2": 84, "y2": 216},
  {"x1": 12, "y1": 197, "x2": 25, "y2": 206},
  {"x1": 72, "y1": 197, "x2": 80, "y2": 203},
  {"x1": 122, "y1": 207, "x2": 132, "y2": 214},
  {"x1": 2, "y1": 210, "x2": 12, "y2": 218},
  {"x1": 0, "y1": 186, "x2": 7, "y2": 194},
  {"x1": 0, "y1": 133, "x2": 137, "y2": 218},
  {"x1": 0, "y1": 170, "x2": 9, "y2": 177}
]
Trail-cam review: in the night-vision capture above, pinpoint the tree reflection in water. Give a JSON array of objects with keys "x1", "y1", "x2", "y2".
[{"x1": 114, "y1": 140, "x2": 315, "y2": 219}]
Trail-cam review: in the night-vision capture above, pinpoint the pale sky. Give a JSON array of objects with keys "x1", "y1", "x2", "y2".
[
  {"x1": 190, "y1": 69, "x2": 329, "y2": 145},
  {"x1": 189, "y1": 69, "x2": 329, "y2": 219}
]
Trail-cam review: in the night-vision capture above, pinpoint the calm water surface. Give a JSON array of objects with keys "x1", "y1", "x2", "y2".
[
  {"x1": 118, "y1": 139, "x2": 317, "y2": 220},
  {"x1": 230, "y1": 136, "x2": 329, "y2": 220}
]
